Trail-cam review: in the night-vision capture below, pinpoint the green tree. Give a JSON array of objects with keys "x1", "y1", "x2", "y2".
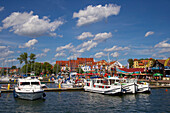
[
  {"x1": 11, "y1": 66, "x2": 17, "y2": 69},
  {"x1": 42, "y1": 62, "x2": 52, "y2": 74},
  {"x1": 29, "y1": 53, "x2": 36, "y2": 63},
  {"x1": 127, "y1": 59, "x2": 134, "y2": 68},
  {"x1": 53, "y1": 64, "x2": 61, "y2": 74},
  {"x1": 76, "y1": 67, "x2": 84, "y2": 74}
]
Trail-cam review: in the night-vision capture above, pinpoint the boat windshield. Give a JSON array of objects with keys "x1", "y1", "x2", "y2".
[
  {"x1": 31, "y1": 82, "x2": 40, "y2": 85},
  {"x1": 20, "y1": 82, "x2": 30, "y2": 85}
]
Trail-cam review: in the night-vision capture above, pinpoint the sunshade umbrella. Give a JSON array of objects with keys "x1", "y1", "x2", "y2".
[{"x1": 153, "y1": 73, "x2": 163, "y2": 76}]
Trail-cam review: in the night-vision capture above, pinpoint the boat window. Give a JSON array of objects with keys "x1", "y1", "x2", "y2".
[
  {"x1": 110, "y1": 80, "x2": 115, "y2": 84},
  {"x1": 31, "y1": 82, "x2": 40, "y2": 85},
  {"x1": 20, "y1": 82, "x2": 30, "y2": 85},
  {"x1": 116, "y1": 80, "x2": 119, "y2": 82}
]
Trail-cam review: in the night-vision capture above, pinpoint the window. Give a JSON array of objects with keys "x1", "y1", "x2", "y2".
[
  {"x1": 20, "y1": 82, "x2": 30, "y2": 85},
  {"x1": 31, "y1": 82, "x2": 40, "y2": 85}
]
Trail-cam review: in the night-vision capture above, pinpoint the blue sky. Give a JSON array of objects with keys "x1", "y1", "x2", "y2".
[{"x1": 0, "y1": 0, "x2": 170, "y2": 67}]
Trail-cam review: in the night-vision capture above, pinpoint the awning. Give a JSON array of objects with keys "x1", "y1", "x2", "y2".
[{"x1": 153, "y1": 73, "x2": 163, "y2": 76}]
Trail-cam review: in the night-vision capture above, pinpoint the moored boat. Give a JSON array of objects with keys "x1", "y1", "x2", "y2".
[
  {"x1": 13, "y1": 77, "x2": 46, "y2": 100},
  {"x1": 84, "y1": 77, "x2": 122, "y2": 95}
]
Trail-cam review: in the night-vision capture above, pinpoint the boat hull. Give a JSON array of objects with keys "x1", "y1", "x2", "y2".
[
  {"x1": 122, "y1": 83, "x2": 136, "y2": 94},
  {"x1": 136, "y1": 84, "x2": 150, "y2": 93},
  {"x1": 15, "y1": 91, "x2": 44, "y2": 100},
  {"x1": 84, "y1": 86, "x2": 122, "y2": 95}
]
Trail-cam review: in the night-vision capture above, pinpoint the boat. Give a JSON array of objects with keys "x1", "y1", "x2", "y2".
[
  {"x1": 13, "y1": 77, "x2": 46, "y2": 100},
  {"x1": 0, "y1": 76, "x2": 10, "y2": 82},
  {"x1": 119, "y1": 78, "x2": 137, "y2": 94},
  {"x1": 84, "y1": 77, "x2": 122, "y2": 95},
  {"x1": 136, "y1": 81, "x2": 150, "y2": 93},
  {"x1": 61, "y1": 80, "x2": 74, "y2": 88}
]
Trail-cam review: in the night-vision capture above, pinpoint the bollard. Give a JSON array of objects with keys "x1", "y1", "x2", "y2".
[
  {"x1": 59, "y1": 83, "x2": 61, "y2": 88},
  {"x1": 7, "y1": 84, "x2": 10, "y2": 90}
]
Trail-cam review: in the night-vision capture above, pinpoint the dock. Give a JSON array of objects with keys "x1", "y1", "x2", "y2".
[{"x1": 0, "y1": 86, "x2": 170, "y2": 93}]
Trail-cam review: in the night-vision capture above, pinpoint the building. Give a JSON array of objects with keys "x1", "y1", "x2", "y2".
[
  {"x1": 152, "y1": 58, "x2": 170, "y2": 77},
  {"x1": 133, "y1": 58, "x2": 154, "y2": 68},
  {"x1": 56, "y1": 58, "x2": 123, "y2": 73},
  {"x1": 108, "y1": 61, "x2": 123, "y2": 70}
]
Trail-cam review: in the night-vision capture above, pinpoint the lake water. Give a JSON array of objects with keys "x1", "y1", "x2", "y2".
[{"x1": 0, "y1": 88, "x2": 169, "y2": 113}]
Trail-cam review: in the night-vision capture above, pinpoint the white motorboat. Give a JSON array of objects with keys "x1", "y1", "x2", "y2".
[
  {"x1": 13, "y1": 77, "x2": 46, "y2": 100},
  {"x1": 61, "y1": 80, "x2": 74, "y2": 88},
  {"x1": 0, "y1": 76, "x2": 10, "y2": 82},
  {"x1": 84, "y1": 77, "x2": 122, "y2": 95},
  {"x1": 136, "y1": 81, "x2": 150, "y2": 93},
  {"x1": 118, "y1": 78, "x2": 137, "y2": 94}
]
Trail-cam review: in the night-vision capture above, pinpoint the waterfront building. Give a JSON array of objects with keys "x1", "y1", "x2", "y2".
[
  {"x1": 133, "y1": 58, "x2": 154, "y2": 68},
  {"x1": 152, "y1": 58, "x2": 170, "y2": 77}
]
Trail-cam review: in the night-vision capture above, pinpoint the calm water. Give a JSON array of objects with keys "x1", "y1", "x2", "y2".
[{"x1": 0, "y1": 88, "x2": 169, "y2": 113}]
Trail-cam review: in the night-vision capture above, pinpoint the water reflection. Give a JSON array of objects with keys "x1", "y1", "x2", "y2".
[{"x1": 0, "y1": 89, "x2": 169, "y2": 113}]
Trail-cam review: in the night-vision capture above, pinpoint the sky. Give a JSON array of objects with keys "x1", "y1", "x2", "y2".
[{"x1": 0, "y1": 0, "x2": 170, "y2": 67}]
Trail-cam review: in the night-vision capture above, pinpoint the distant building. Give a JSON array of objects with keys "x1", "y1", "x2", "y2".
[
  {"x1": 152, "y1": 58, "x2": 170, "y2": 77},
  {"x1": 56, "y1": 58, "x2": 123, "y2": 73},
  {"x1": 133, "y1": 58, "x2": 154, "y2": 68},
  {"x1": 108, "y1": 61, "x2": 123, "y2": 71}
]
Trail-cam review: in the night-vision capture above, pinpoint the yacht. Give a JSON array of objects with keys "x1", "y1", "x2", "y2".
[
  {"x1": 118, "y1": 78, "x2": 137, "y2": 94},
  {"x1": 13, "y1": 77, "x2": 46, "y2": 100},
  {"x1": 136, "y1": 81, "x2": 150, "y2": 93},
  {"x1": 84, "y1": 77, "x2": 122, "y2": 95}
]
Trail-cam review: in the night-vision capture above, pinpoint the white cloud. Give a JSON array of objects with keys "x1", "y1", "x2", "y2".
[
  {"x1": 36, "y1": 53, "x2": 46, "y2": 58},
  {"x1": 0, "y1": 58, "x2": 5, "y2": 61},
  {"x1": 93, "y1": 32, "x2": 112, "y2": 41},
  {"x1": 111, "y1": 52, "x2": 119, "y2": 57},
  {"x1": 77, "y1": 40, "x2": 97, "y2": 52},
  {"x1": 145, "y1": 31, "x2": 154, "y2": 37},
  {"x1": 154, "y1": 40, "x2": 170, "y2": 48},
  {"x1": 56, "y1": 43, "x2": 73, "y2": 52},
  {"x1": 0, "y1": 6, "x2": 4, "y2": 12},
  {"x1": 0, "y1": 46, "x2": 7, "y2": 49},
  {"x1": 77, "y1": 32, "x2": 94, "y2": 40},
  {"x1": 104, "y1": 45, "x2": 130, "y2": 51},
  {"x1": 19, "y1": 39, "x2": 38, "y2": 48},
  {"x1": 158, "y1": 48, "x2": 170, "y2": 53},
  {"x1": 0, "y1": 50, "x2": 14, "y2": 58},
  {"x1": 5, "y1": 58, "x2": 17, "y2": 63},
  {"x1": 152, "y1": 54, "x2": 167, "y2": 59},
  {"x1": 67, "y1": 53, "x2": 81, "y2": 60},
  {"x1": 42, "y1": 48, "x2": 50, "y2": 53},
  {"x1": 55, "y1": 52, "x2": 66, "y2": 57},
  {"x1": 94, "y1": 52, "x2": 106, "y2": 58},
  {"x1": 73, "y1": 4, "x2": 121, "y2": 26},
  {"x1": 1, "y1": 11, "x2": 64, "y2": 37}
]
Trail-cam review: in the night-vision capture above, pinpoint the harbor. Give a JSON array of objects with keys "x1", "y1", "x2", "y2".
[{"x1": 0, "y1": 0, "x2": 170, "y2": 112}]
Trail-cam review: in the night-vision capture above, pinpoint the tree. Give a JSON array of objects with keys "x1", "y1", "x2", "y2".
[
  {"x1": 76, "y1": 67, "x2": 84, "y2": 74},
  {"x1": 11, "y1": 66, "x2": 17, "y2": 69},
  {"x1": 29, "y1": 53, "x2": 36, "y2": 63},
  {"x1": 42, "y1": 62, "x2": 52, "y2": 74},
  {"x1": 53, "y1": 64, "x2": 61, "y2": 74},
  {"x1": 127, "y1": 59, "x2": 134, "y2": 68},
  {"x1": 20, "y1": 52, "x2": 28, "y2": 64}
]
